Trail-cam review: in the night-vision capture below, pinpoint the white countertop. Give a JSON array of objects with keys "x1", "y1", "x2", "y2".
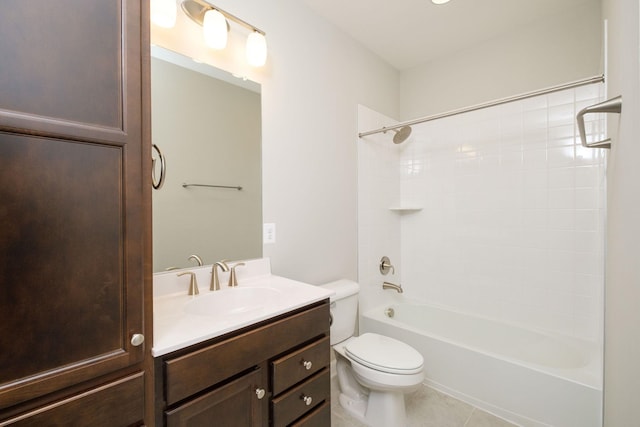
[{"x1": 152, "y1": 258, "x2": 334, "y2": 356}]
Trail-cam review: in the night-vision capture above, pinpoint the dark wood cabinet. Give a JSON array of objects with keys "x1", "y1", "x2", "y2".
[
  {"x1": 156, "y1": 302, "x2": 331, "y2": 427},
  {"x1": 165, "y1": 368, "x2": 266, "y2": 427},
  {"x1": 0, "y1": 0, "x2": 151, "y2": 425}
]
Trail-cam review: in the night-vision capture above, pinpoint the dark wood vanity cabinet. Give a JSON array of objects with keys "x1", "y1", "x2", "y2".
[
  {"x1": 156, "y1": 301, "x2": 331, "y2": 426},
  {"x1": 0, "y1": 1, "x2": 151, "y2": 425}
]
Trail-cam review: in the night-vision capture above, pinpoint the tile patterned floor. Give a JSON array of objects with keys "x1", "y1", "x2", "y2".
[{"x1": 330, "y1": 376, "x2": 517, "y2": 427}]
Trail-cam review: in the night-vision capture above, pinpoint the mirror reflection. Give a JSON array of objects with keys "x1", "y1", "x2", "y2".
[{"x1": 151, "y1": 46, "x2": 262, "y2": 272}]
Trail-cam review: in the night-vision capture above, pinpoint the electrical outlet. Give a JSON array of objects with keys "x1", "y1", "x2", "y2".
[{"x1": 263, "y1": 223, "x2": 276, "y2": 244}]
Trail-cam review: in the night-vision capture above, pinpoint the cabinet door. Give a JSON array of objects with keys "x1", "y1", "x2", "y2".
[
  {"x1": 165, "y1": 369, "x2": 267, "y2": 427},
  {"x1": 0, "y1": 373, "x2": 144, "y2": 427},
  {"x1": 0, "y1": 0, "x2": 147, "y2": 412}
]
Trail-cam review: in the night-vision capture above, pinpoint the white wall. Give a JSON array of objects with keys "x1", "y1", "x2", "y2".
[
  {"x1": 399, "y1": 0, "x2": 603, "y2": 120},
  {"x1": 601, "y1": 0, "x2": 640, "y2": 425},
  {"x1": 152, "y1": 0, "x2": 400, "y2": 284}
]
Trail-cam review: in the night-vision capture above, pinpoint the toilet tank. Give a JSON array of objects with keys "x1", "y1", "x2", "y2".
[{"x1": 320, "y1": 279, "x2": 360, "y2": 345}]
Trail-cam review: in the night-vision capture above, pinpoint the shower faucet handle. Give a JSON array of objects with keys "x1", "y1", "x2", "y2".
[{"x1": 380, "y1": 256, "x2": 395, "y2": 275}]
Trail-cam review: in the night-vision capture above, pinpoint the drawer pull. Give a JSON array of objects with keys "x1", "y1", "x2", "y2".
[
  {"x1": 301, "y1": 395, "x2": 313, "y2": 406},
  {"x1": 302, "y1": 360, "x2": 313, "y2": 370},
  {"x1": 255, "y1": 388, "x2": 266, "y2": 399}
]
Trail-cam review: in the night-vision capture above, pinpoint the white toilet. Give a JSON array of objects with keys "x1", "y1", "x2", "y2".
[{"x1": 321, "y1": 280, "x2": 424, "y2": 427}]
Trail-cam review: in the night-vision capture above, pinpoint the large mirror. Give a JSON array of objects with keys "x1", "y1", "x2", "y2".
[{"x1": 151, "y1": 46, "x2": 262, "y2": 272}]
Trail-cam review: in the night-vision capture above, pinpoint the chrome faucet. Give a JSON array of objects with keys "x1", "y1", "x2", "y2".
[
  {"x1": 382, "y1": 281, "x2": 403, "y2": 293},
  {"x1": 228, "y1": 262, "x2": 246, "y2": 287},
  {"x1": 178, "y1": 271, "x2": 199, "y2": 295},
  {"x1": 210, "y1": 261, "x2": 230, "y2": 291}
]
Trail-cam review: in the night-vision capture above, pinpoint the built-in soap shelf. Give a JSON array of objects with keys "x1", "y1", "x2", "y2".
[{"x1": 389, "y1": 206, "x2": 422, "y2": 213}]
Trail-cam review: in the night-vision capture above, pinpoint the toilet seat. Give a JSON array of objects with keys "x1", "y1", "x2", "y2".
[{"x1": 345, "y1": 333, "x2": 424, "y2": 375}]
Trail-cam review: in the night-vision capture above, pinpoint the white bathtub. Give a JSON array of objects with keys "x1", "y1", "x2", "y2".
[{"x1": 360, "y1": 303, "x2": 603, "y2": 427}]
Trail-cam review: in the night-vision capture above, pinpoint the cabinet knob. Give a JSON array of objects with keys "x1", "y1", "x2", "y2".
[
  {"x1": 301, "y1": 395, "x2": 313, "y2": 406},
  {"x1": 255, "y1": 388, "x2": 266, "y2": 400},
  {"x1": 130, "y1": 334, "x2": 145, "y2": 347},
  {"x1": 302, "y1": 360, "x2": 313, "y2": 370}
]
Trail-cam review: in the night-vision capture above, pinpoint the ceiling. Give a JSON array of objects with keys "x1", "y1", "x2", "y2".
[{"x1": 300, "y1": 0, "x2": 597, "y2": 70}]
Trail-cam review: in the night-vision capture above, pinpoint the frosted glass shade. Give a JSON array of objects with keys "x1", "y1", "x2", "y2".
[
  {"x1": 246, "y1": 32, "x2": 268, "y2": 67},
  {"x1": 150, "y1": 0, "x2": 177, "y2": 28},
  {"x1": 203, "y1": 9, "x2": 228, "y2": 49}
]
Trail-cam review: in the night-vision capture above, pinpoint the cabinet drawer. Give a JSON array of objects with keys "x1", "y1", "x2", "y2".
[
  {"x1": 165, "y1": 303, "x2": 329, "y2": 405},
  {"x1": 290, "y1": 401, "x2": 331, "y2": 427},
  {"x1": 271, "y1": 369, "x2": 330, "y2": 427},
  {"x1": 272, "y1": 336, "x2": 330, "y2": 395},
  {"x1": 1, "y1": 372, "x2": 144, "y2": 427}
]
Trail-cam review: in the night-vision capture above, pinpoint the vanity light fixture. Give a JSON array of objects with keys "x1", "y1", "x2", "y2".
[
  {"x1": 150, "y1": 0, "x2": 178, "y2": 28},
  {"x1": 245, "y1": 31, "x2": 268, "y2": 67},
  {"x1": 202, "y1": 8, "x2": 228, "y2": 49},
  {"x1": 431, "y1": 0, "x2": 451, "y2": 4},
  {"x1": 181, "y1": 0, "x2": 268, "y2": 67}
]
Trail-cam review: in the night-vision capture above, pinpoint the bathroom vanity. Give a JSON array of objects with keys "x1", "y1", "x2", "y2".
[{"x1": 152, "y1": 259, "x2": 333, "y2": 426}]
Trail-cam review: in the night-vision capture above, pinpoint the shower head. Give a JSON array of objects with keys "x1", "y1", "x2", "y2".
[{"x1": 384, "y1": 126, "x2": 412, "y2": 144}]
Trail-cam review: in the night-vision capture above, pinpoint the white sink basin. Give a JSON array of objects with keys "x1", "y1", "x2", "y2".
[
  {"x1": 184, "y1": 287, "x2": 281, "y2": 318},
  {"x1": 152, "y1": 258, "x2": 335, "y2": 356}
]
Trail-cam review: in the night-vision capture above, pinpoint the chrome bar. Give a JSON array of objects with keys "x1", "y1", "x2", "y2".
[
  {"x1": 182, "y1": 183, "x2": 243, "y2": 191},
  {"x1": 576, "y1": 95, "x2": 622, "y2": 149},
  {"x1": 359, "y1": 75, "x2": 605, "y2": 138}
]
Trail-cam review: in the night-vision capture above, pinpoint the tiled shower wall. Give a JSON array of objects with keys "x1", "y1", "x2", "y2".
[{"x1": 358, "y1": 84, "x2": 606, "y2": 342}]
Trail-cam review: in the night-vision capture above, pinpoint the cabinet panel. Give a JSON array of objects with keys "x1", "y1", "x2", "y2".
[
  {"x1": 0, "y1": 372, "x2": 144, "y2": 427},
  {"x1": 166, "y1": 368, "x2": 265, "y2": 427},
  {"x1": 0, "y1": 0, "x2": 140, "y2": 143},
  {"x1": 0, "y1": 131, "x2": 144, "y2": 409},
  {"x1": 272, "y1": 336, "x2": 330, "y2": 395},
  {"x1": 0, "y1": 133, "x2": 124, "y2": 383},
  {"x1": 271, "y1": 370, "x2": 330, "y2": 427}
]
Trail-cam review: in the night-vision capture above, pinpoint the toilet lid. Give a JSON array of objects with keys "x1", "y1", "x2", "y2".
[{"x1": 345, "y1": 333, "x2": 424, "y2": 375}]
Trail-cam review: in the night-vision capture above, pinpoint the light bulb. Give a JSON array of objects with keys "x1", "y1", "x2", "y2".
[
  {"x1": 203, "y1": 9, "x2": 228, "y2": 49},
  {"x1": 150, "y1": 0, "x2": 177, "y2": 28},
  {"x1": 246, "y1": 31, "x2": 267, "y2": 67}
]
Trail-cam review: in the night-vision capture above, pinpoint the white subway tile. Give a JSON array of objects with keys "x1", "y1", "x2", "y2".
[{"x1": 359, "y1": 86, "x2": 604, "y2": 341}]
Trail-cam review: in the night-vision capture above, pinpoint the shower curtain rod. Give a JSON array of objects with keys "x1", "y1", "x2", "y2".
[{"x1": 358, "y1": 74, "x2": 605, "y2": 138}]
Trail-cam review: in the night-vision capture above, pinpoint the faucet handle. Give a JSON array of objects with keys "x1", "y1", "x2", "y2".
[
  {"x1": 211, "y1": 260, "x2": 230, "y2": 291},
  {"x1": 380, "y1": 256, "x2": 395, "y2": 275},
  {"x1": 228, "y1": 262, "x2": 246, "y2": 287},
  {"x1": 177, "y1": 271, "x2": 199, "y2": 295}
]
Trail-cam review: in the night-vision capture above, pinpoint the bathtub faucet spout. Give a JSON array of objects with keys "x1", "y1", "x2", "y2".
[{"x1": 382, "y1": 281, "x2": 403, "y2": 293}]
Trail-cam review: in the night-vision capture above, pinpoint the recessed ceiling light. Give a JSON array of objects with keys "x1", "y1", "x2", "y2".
[{"x1": 432, "y1": 0, "x2": 451, "y2": 4}]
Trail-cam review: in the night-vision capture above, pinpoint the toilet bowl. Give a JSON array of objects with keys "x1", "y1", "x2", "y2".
[{"x1": 321, "y1": 280, "x2": 424, "y2": 427}]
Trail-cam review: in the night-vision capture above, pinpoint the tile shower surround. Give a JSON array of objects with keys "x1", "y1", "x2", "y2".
[{"x1": 358, "y1": 84, "x2": 605, "y2": 342}]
